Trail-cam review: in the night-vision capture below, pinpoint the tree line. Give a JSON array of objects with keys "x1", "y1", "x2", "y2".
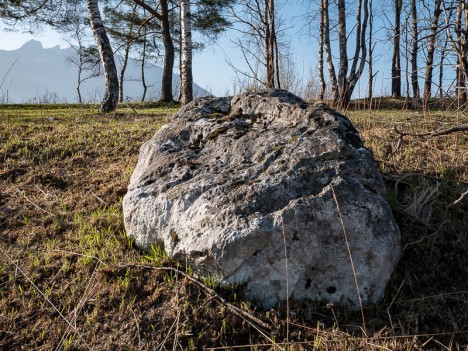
[
  {"x1": 1, "y1": 0, "x2": 467, "y2": 112},
  {"x1": 1, "y1": 0, "x2": 233, "y2": 112},
  {"x1": 313, "y1": 0, "x2": 468, "y2": 108}
]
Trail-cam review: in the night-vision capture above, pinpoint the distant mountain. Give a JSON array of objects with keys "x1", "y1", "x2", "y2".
[{"x1": 0, "y1": 39, "x2": 211, "y2": 103}]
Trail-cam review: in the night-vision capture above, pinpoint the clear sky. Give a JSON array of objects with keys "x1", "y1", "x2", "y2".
[
  {"x1": 0, "y1": 3, "x2": 317, "y2": 98},
  {"x1": 0, "y1": 21, "x2": 250, "y2": 97},
  {"x1": 0, "y1": 2, "x2": 455, "y2": 99},
  {"x1": 0, "y1": 23, "x2": 66, "y2": 50}
]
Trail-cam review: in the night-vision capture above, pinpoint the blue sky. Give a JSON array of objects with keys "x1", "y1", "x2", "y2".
[
  {"x1": 0, "y1": 2, "x2": 337, "y2": 97},
  {"x1": 0, "y1": 21, "x2": 241, "y2": 96},
  {"x1": 0, "y1": 2, "x2": 457, "y2": 99}
]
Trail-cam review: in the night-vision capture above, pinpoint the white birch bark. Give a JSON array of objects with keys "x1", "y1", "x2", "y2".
[
  {"x1": 319, "y1": 0, "x2": 326, "y2": 100},
  {"x1": 87, "y1": 0, "x2": 119, "y2": 113},
  {"x1": 323, "y1": 0, "x2": 337, "y2": 94},
  {"x1": 180, "y1": 0, "x2": 193, "y2": 104},
  {"x1": 423, "y1": 0, "x2": 442, "y2": 100},
  {"x1": 336, "y1": 0, "x2": 348, "y2": 105}
]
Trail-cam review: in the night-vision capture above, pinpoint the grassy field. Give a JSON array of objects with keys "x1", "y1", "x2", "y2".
[{"x1": 0, "y1": 99, "x2": 467, "y2": 350}]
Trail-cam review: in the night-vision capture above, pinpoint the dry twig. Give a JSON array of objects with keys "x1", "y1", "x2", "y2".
[
  {"x1": 0, "y1": 245, "x2": 90, "y2": 349},
  {"x1": 394, "y1": 125, "x2": 468, "y2": 138},
  {"x1": 331, "y1": 185, "x2": 367, "y2": 335},
  {"x1": 116, "y1": 264, "x2": 274, "y2": 335}
]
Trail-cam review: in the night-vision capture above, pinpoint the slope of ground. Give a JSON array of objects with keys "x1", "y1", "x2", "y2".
[{"x1": 0, "y1": 99, "x2": 467, "y2": 350}]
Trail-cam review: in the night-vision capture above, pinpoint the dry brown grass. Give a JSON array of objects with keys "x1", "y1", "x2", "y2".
[{"x1": 0, "y1": 100, "x2": 466, "y2": 350}]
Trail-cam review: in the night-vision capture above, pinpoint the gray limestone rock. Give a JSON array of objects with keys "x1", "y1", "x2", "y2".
[{"x1": 123, "y1": 89, "x2": 401, "y2": 309}]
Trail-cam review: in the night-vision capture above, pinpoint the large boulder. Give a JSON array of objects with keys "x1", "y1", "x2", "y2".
[{"x1": 123, "y1": 90, "x2": 401, "y2": 309}]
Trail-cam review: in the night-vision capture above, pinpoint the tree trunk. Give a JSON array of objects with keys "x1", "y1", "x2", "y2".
[
  {"x1": 87, "y1": 0, "x2": 119, "y2": 113},
  {"x1": 346, "y1": 0, "x2": 369, "y2": 105},
  {"x1": 404, "y1": 14, "x2": 410, "y2": 99},
  {"x1": 76, "y1": 32, "x2": 84, "y2": 104},
  {"x1": 459, "y1": 1, "x2": 468, "y2": 102},
  {"x1": 423, "y1": 0, "x2": 442, "y2": 101},
  {"x1": 324, "y1": 0, "x2": 368, "y2": 108},
  {"x1": 334, "y1": 0, "x2": 368, "y2": 108},
  {"x1": 367, "y1": 0, "x2": 373, "y2": 99},
  {"x1": 119, "y1": 43, "x2": 131, "y2": 103},
  {"x1": 118, "y1": 5, "x2": 137, "y2": 103},
  {"x1": 77, "y1": 59, "x2": 83, "y2": 104},
  {"x1": 457, "y1": 63, "x2": 466, "y2": 102},
  {"x1": 438, "y1": 41, "x2": 447, "y2": 98},
  {"x1": 180, "y1": 0, "x2": 193, "y2": 104},
  {"x1": 323, "y1": 0, "x2": 337, "y2": 96},
  {"x1": 319, "y1": 0, "x2": 326, "y2": 100},
  {"x1": 264, "y1": 0, "x2": 275, "y2": 89},
  {"x1": 391, "y1": 0, "x2": 402, "y2": 97},
  {"x1": 160, "y1": 0, "x2": 174, "y2": 102},
  {"x1": 141, "y1": 25, "x2": 148, "y2": 102},
  {"x1": 274, "y1": 33, "x2": 281, "y2": 89},
  {"x1": 410, "y1": 0, "x2": 420, "y2": 108},
  {"x1": 335, "y1": 0, "x2": 348, "y2": 106},
  {"x1": 271, "y1": 0, "x2": 280, "y2": 89}
]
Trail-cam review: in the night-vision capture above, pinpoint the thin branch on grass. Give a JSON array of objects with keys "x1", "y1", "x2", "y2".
[
  {"x1": 71, "y1": 262, "x2": 101, "y2": 325},
  {"x1": 387, "y1": 280, "x2": 405, "y2": 334},
  {"x1": 15, "y1": 187, "x2": 54, "y2": 217},
  {"x1": 394, "y1": 125, "x2": 468, "y2": 138},
  {"x1": 116, "y1": 263, "x2": 273, "y2": 335},
  {"x1": 388, "y1": 136, "x2": 403, "y2": 159},
  {"x1": 172, "y1": 306, "x2": 181, "y2": 351},
  {"x1": 130, "y1": 307, "x2": 142, "y2": 351},
  {"x1": 156, "y1": 309, "x2": 179, "y2": 351},
  {"x1": 34, "y1": 184, "x2": 48, "y2": 197},
  {"x1": 281, "y1": 217, "x2": 290, "y2": 343},
  {"x1": 331, "y1": 185, "x2": 367, "y2": 335},
  {"x1": 90, "y1": 191, "x2": 108, "y2": 206},
  {"x1": 326, "y1": 303, "x2": 340, "y2": 330},
  {"x1": 0, "y1": 245, "x2": 90, "y2": 349},
  {"x1": 125, "y1": 103, "x2": 140, "y2": 115},
  {"x1": 452, "y1": 189, "x2": 468, "y2": 206},
  {"x1": 55, "y1": 261, "x2": 101, "y2": 351},
  {"x1": 172, "y1": 267, "x2": 180, "y2": 351}
]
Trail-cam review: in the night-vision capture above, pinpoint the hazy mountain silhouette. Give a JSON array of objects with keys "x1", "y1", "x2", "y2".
[{"x1": 0, "y1": 39, "x2": 211, "y2": 103}]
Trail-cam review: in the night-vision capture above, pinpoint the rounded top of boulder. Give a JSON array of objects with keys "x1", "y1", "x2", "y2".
[{"x1": 176, "y1": 89, "x2": 308, "y2": 122}]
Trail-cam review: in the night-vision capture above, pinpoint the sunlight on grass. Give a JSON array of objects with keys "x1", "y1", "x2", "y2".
[{"x1": 0, "y1": 100, "x2": 466, "y2": 350}]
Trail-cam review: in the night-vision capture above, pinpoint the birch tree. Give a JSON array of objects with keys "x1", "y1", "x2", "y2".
[
  {"x1": 180, "y1": 0, "x2": 193, "y2": 104},
  {"x1": 445, "y1": 0, "x2": 468, "y2": 102},
  {"x1": 323, "y1": 0, "x2": 337, "y2": 99},
  {"x1": 105, "y1": 1, "x2": 140, "y2": 103},
  {"x1": 391, "y1": 0, "x2": 403, "y2": 98},
  {"x1": 367, "y1": 0, "x2": 374, "y2": 99},
  {"x1": 87, "y1": 0, "x2": 120, "y2": 112},
  {"x1": 410, "y1": 0, "x2": 420, "y2": 108},
  {"x1": 318, "y1": 0, "x2": 326, "y2": 100},
  {"x1": 456, "y1": 1, "x2": 468, "y2": 102},
  {"x1": 66, "y1": 25, "x2": 102, "y2": 104},
  {"x1": 227, "y1": 0, "x2": 281, "y2": 90},
  {"x1": 132, "y1": 0, "x2": 174, "y2": 102},
  {"x1": 423, "y1": 0, "x2": 442, "y2": 101},
  {"x1": 323, "y1": 0, "x2": 369, "y2": 108},
  {"x1": 264, "y1": 0, "x2": 278, "y2": 89}
]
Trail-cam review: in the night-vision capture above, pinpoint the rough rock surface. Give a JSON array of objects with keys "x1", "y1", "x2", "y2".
[{"x1": 123, "y1": 90, "x2": 401, "y2": 309}]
